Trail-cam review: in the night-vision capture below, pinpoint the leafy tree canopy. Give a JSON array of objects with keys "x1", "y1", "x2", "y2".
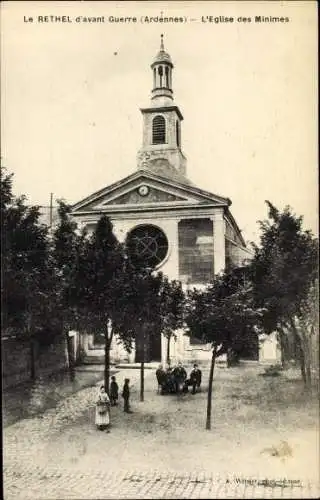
[
  {"x1": 1, "y1": 167, "x2": 54, "y2": 340},
  {"x1": 249, "y1": 201, "x2": 318, "y2": 333},
  {"x1": 186, "y1": 270, "x2": 263, "y2": 357}
]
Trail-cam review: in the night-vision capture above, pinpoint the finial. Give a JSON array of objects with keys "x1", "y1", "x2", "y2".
[{"x1": 160, "y1": 34, "x2": 164, "y2": 51}]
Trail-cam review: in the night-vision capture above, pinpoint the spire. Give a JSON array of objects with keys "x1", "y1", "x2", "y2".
[
  {"x1": 152, "y1": 34, "x2": 173, "y2": 67},
  {"x1": 151, "y1": 35, "x2": 173, "y2": 103},
  {"x1": 160, "y1": 33, "x2": 164, "y2": 51}
]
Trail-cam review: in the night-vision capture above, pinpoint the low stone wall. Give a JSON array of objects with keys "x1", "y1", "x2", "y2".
[{"x1": 2, "y1": 336, "x2": 69, "y2": 390}]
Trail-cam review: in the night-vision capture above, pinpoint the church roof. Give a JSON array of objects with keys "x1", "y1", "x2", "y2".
[
  {"x1": 152, "y1": 50, "x2": 172, "y2": 65},
  {"x1": 143, "y1": 158, "x2": 193, "y2": 186}
]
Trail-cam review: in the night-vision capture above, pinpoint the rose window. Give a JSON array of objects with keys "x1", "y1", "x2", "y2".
[{"x1": 126, "y1": 225, "x2": 168, "y2": 269}]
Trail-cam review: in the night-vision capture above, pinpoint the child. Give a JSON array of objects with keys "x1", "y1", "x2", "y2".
[
  {"x1": 110, "y1": 376, "x2": 119, "y2": 406},
  {"x1": 122, "y1": 378, "x2": 132, "y2": 413}
]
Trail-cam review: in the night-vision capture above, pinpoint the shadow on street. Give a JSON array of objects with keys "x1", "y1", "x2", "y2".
[{"x1": 2, "y1": 364, "x2": 117, "y2": 427}]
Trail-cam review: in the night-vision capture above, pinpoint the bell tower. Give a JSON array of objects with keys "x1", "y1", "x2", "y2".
[
  {"x1": 151, "y1": 33, "x2": 174, "y2": 106},
  {"x1": 137, "y1": 35, "x2": 187, "y2": 179}
]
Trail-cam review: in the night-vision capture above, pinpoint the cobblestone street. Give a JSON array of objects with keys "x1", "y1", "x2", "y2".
[
  {"x1": 3, "y1": 364, "x2": 320, "y2": 499},
  {"x1": 4, "y1": 466, "x2": 319, "y2": 499}
]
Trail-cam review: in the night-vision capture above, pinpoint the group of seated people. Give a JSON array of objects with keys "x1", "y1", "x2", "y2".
[{"x1": 156, "y1": 362, "x2": 202, "y2": 395}]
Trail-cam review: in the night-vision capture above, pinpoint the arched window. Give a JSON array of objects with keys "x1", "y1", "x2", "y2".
[
  {"x1": 158, "y1": 66, "x2": 163, "y2": 87},
  {"x1": 152, "y1": 115, "x2": 166, "y2": 144},
  {"x1": 165, "y1": 66, "x2": 169, "y2": 88},
  {"x1": 176, "y1": 121, "x2": 180, "y2": 147}
]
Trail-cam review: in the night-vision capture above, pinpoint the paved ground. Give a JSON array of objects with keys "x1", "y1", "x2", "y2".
[
  {"x1": 3, "y1": 365, "x2": 118, "y2": 427},
  {"x1": 4, "y1": 467, "x2": 318, "y2": 499},
  {"x1": 3, "y1": 363, "x2": 320, "y2": 499}
]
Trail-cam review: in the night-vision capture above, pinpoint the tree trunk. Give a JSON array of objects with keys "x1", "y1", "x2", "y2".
[
  {"x1": 27, "y1": 313, "x2": 36, "y2": 380},
  {"x1": 166, "y1": 335, "x2": 171, "y2": 366},
  {"x1": 104, "y1": 334, "x2": 111, "y2": 395},
  {"x1": 140, "y1": 360, "x2": 144, "y2": 402},
  {"x1": 66, "y1": 332, "x2": 74, "y2": 371},
  {"x1": 306, "y1": 357, "x2": 312, "y2": 391},
  {"x1": 206, "y1": 349, "x2": 217, "y2": 430},
  {"x1": 299, "y1": 340, "x2": 307, "y2": 386},
  {"x1": 302, "y1": 332, "x2": 312, "y2": 392},
  {"x1": 139, "y1": 325, "x2": 145, "y2": 402},
  {"x1": 291, "y1": 319, "x2": 309, "y2": 390},
  {"x1": 30, "y1": 337, "x2": 36, "y2": 380},
  {"x1": 278, "y1": 328, "x2": 289, "y2": 369}
]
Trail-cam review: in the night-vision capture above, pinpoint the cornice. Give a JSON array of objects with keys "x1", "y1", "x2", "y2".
[
  {"x1": 224, "y1": 208, "x2": 246, "y2": 247},
  {"x1": 140, "y1": 105, "x2": 184, "y2": 121},
  {"x1": 72, "y1": 204, "x2": 223, "y2": 221}
]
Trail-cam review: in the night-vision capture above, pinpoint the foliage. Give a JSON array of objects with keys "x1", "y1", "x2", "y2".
[
  {"x1": 248, "y1": 201, "x2": 318, "y2": 388},
  {"x1": 51, "y1": 200, "x2": 86, "y2": 333},
  {"x1": 185, "y1": 272, "x2": 263, "y2": 357},
  {"x1": 157, "y1": 277, "x2": 185, "y2": 363},
  {"x1": 115, "y1": 261, "x2": 165, "y2": 355},
  {"x1": 159, "y1": 277, "x2": 185, "y2": 337},
  {"x1": 72, "y1": 214, "x2": 128, "y2": 391},
  {"x1": 1, "y1": 166, "x2": 57, "y2": 344},
  {"x1": 185, "y1": 268, "x2": 264, "y2": 429},
  {"x1": 249, "y1": 201, "x2": 318, "y2": 334},
  {"x1": 74, "y1": 215, "x2": 125, "y2": 333}
]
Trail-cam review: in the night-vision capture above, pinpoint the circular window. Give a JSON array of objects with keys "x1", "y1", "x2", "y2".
[{"x1": 126, "y1": 225, "x2": 168, "y2": 269}]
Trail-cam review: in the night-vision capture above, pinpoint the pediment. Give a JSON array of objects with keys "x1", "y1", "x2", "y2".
[
  {"x1": 71, "y1": 170, "x2": 230, "y2": 214},
  {"x1": 104, "y1": 186, "x2": 186, "y2": 205}
]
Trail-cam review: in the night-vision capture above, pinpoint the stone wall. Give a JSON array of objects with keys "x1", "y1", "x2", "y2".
[
  {"x1": 178, "y1": 218, "x2": 214, "y2": 284},
  {"x1": 2, "y1": 336, "x2": 69, "y2": 390}
]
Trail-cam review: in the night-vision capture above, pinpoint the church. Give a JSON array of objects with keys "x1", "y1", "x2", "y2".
[{"x1": 71, "y1": 36, "x2": 252, "y2": 365}]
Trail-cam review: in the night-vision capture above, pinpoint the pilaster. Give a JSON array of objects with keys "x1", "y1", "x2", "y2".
[{"x1": 211, "y1": 210, "x2": 226, "y2": 275}]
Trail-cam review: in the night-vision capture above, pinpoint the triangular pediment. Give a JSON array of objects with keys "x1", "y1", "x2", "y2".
[
  {"x1": 71, "y1": 170, "x2": 230, "y2": 213},
  {"x1": 104, "y1": 185, "x2": 186, "y2": 205}
]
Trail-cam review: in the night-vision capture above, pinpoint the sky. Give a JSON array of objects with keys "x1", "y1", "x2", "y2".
[{"x1": 1, "y1": 1, "x2": 318, "y2": 244}]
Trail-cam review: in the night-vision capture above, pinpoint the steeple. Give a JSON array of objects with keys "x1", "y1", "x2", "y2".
[
  {"x1": 137, "y1": 36, "x2": 188, "y2": 181},
  {"x1": 151, "y1": 34, "x2": 174, "y2": 106}
]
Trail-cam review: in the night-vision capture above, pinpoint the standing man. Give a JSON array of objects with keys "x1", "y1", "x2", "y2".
[
  {"x1": 122, "y1": 378, "x2": 132, "y2": 413},
  {"x1": 110, "y1": 375, "x2": 119, "y2": 406},
  {"x1": 190, "y1": 364, "x2": 202, "y2": 394}
]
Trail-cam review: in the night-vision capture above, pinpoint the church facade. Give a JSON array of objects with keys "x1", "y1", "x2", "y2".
[{"x1": 71, "y1": 37, "x2": 252, "y2": 365}]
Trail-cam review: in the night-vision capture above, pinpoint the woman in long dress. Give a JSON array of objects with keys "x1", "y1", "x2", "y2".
[{"x1": 95, "y1": 385, "x2": 111, "y2": 432}]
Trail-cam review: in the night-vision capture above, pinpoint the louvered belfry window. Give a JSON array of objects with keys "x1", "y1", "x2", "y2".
[
  {"x1": 152, "y1": 115, "x2": 166, "y2": 144},
  {"x1": 176, "y1": 121, "x2": 180, "y2": 147}
]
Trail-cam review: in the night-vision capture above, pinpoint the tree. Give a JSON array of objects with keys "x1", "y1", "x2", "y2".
[
  {"x1": 51, "y1": 200, "x2": 86, "y2": 373},
  {"x1": 159, "y1": 277, "x2": 185, "y2": 366},
  {"x1": 1, "y1": 167, "x2": 58, "y2": 378},
  {"x1": 249, "y1": 201, "x2": 318, "y2": 388},
  {"x1": 116, "y1": 261, "x2": 164, "y2": 401},
  {"x1": 292, "y1": 280, "x2": 319, "y2": 389},
  {"x1": 75, "y1": 215, "x2": 126, "y2": 394},
  {"x1": 185, "y1": 273, "x2": 263, "y2": 430}
]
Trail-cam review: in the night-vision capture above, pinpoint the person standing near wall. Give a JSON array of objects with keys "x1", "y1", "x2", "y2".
[
  {"x1": 122, "y1": 378, "x2": 132, "y2": 413},
  {"x1": 110, "y1": 376, "x2": 119, "y2": 406},
  {"x1": 190, "y1": 364, "x2": 202, "y2": 394}
]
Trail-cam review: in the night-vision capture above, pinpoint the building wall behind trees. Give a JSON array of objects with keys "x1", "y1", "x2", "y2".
[{"x1": 2, "y1": 335, "x2": 69, "y2": 389}]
